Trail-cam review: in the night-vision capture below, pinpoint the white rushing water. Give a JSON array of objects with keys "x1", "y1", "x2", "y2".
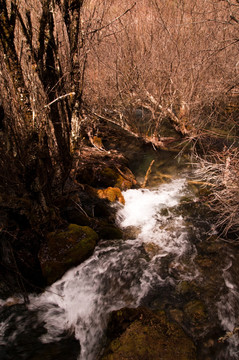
[
  {"x1": 217, "y1": 257, "x2": 239, "y2": 359},
  {"x1": 1, "y1": 177, "x2": 239, "y2": 359},
  {"x1": 28, "y1": 178, "x2": 195, "y2": 360}
]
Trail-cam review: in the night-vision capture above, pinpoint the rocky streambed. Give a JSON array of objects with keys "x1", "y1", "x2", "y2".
[{"x1": 0, "y1": 126, "x2": 239, "y2": 360}]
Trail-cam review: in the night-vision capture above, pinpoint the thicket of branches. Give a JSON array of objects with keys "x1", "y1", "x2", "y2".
[
  {"x1": 81, "y1": 0, "x2": 239, "y2": 236},
  {"x1": 83, "y1": 0, "x2": 239, "y2": 139},
  {"x1": 0, "y1": 0, "x2": 89, "y2": 226},
  {"x1": 194, "y1": 147, "x2": 239, "y2": 238},
  {"x1": 0, "y1": 0, "x2": 238, "y2": 236}
]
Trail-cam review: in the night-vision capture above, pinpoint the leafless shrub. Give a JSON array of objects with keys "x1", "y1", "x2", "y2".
[
  {"x1": 0, "y1": 0, "x2": 238, "y2": 232},
  {"x1": 82, "y1": 0, "x2": 239, "y2": 139},
  {"x1": 0, "y1": 0, "x2": 89, "y2": 224},
  {"x1": 194, "y1": 146, "x2": 239, "y2": 237}
]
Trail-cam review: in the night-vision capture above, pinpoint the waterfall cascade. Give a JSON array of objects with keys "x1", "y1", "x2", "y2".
[{"x1": 0, "y1": 178, "x2": 238, "y2": 360}]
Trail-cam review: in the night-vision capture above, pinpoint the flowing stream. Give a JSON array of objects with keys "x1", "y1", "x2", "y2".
[{"x1": 1, "y1": 175, "x2": 239, "y2": 359}]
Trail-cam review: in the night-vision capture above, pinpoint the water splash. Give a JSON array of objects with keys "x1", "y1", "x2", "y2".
[
  {"x1": 1, "y1": 177, "x2": 238, "y2": 360},
  {"x1": 28, "y1": 178, "x2": 194, "y2": 360}
]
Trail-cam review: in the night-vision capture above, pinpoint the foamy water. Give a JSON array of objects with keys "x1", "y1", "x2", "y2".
[
  {"x1": 1, "y1": 178, "x2": 237, "y2": 360},
  {"x1": 117, "y1": 180, "x2": 192, "y2": 256},
  {"x1": 27, "y1": 178, "x2": 194, "y2": 360}
]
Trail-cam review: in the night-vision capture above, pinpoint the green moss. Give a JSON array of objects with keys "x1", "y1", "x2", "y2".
[
  {"x1": 101, "y1": 307, "x2": 196, "y2": 360},
  {"x1": 39, "y1": 224, "x2": 98, "y2": 284}
]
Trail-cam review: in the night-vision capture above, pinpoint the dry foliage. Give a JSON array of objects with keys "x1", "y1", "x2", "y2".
[
  {"x1": 0, "y1": 0, "x2": 239, "y2": 233},
  {"x1": 194, "y1": 147, "x2": 239, "y2": 237},
  {"x1": 0, "y1": 0, "x2": 88, "y2": 224},
  {"x1": 80, "y1": 0, "x2": 239, "y2": 237},
  {"x1": 82, "y1": 0, "x2": 239, "y2": 138}
]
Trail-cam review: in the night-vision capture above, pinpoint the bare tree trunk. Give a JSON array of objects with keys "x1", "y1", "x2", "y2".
[{"x1": 0, "y1": 0, "x2": 86, "y2": 225}]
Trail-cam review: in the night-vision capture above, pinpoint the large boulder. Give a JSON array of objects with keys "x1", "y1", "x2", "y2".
[
  {"x1": 39, "y1": 224, "x2": 98, "y2": 285},
  {"x1": 101, "y1": 307, "x2": 196, "y2": 360}
]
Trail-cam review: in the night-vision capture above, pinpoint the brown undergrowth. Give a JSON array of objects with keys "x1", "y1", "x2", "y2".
[{"x1": 194, "y1": 146, "x2": 239, "y2": 239}]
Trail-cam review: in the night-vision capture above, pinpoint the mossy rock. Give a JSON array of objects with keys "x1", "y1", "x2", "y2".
[
  {"x1": 101, "y1": 307, "x2": 196, "y2": 360},
  {"x1": 100, "y1": 167, "x2": 135, "y2": 190},
  {"x1": 97, "y1": 167, "x2": 119, "y2": 187},
  {"x1": 97, "y1": 224, "x2": 123, "y2": 240},
  {"x1": 39, "y1": 224, "x2": 98, "y2": 285}
]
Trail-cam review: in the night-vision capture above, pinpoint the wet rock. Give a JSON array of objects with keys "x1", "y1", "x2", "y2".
[
  {"x1": 169, "y1": 258, "x2": 195, "y2": 280},
  {"x1": 101, "y1": 307, "x2": 196, "y2": 360},
  {"x1": 193, "y1": 237, "x2": 228, "y2": 300},
  {"x1": 176, "y1": 280, "x2": 199, "y2": 296},
  {"x1": 26, "y1": 337, "x2": 81, "y2": 360},
  {"x1": 196, "y1": 236, "x2": 225, "y2": 254},
  {"x1": 184, "y1": 300, "x2": 207, "y2": 328},
  {"x1": 160, "y1": 207, "x2": 169, "y2": 216},
  {"x1": 122, "y1": 226, "x2": 141, "y2": 240},
  {"x1": 176, "y1": 198, "x2": 213, "y2": 222},
  {"x1": 39, "y1": 224, "x2": 98, "y2": 285},
  {"x1": 97, "y1": 223, "x2": 123, "y2": 240},
  {"x1": 93, "y1": 201, "x2": 115, "y2": 219},
  {"x1": 143, "y1": 242, "x2": 162, "y2": 259},
  {"x1": 195, "y1": 256, "x2": 214, "y2": 269},
  {"x1": 79, "y1": 186, "x2": 116, "y2": 220},
  {"x1": 0, "y1": 230, "x2": 45, "y2": 294}
]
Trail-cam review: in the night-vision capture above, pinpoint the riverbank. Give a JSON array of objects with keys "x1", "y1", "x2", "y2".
[
  {"x1": 0, "y1": 112, "x2": 238, "y2": 294},
  {"x1": 0, "y1": 110, "x2": 239, "y2": 360}
]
